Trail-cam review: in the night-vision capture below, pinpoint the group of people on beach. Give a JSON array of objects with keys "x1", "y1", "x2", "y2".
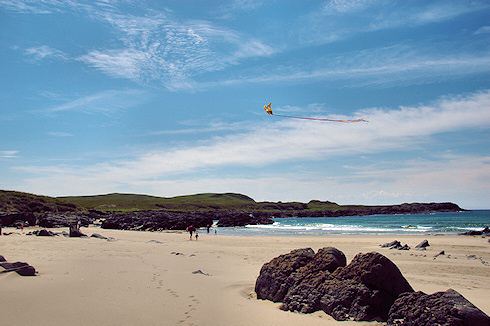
[
  {"x1": 186, "y1": 225, "x2": 198, "y2": 240},
  {"x1": 186, "y1": 224, "x2": 214, "y2": 240}
]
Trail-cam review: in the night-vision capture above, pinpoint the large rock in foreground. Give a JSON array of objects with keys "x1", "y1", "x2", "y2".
[
  {"x1": 255, "y1": 248, "x2": 315, "y2": 302},
  {"x1": 279, "y1": 250, "x2": 413, "y2": 321},
  {"x1": 255, "y1": 248, "x2": 488, "y2": 324},
  {"x1": 387, "y1": 289, "x2": 490, "y2": 326}
]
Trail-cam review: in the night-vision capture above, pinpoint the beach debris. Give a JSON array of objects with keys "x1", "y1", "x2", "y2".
[
  {"x1": 434, "y1": 251, "x2": 445, "y2": 259},
  {"x1": 380, "y1": 240, "x2": 411, "y2": 251},
  {"x1": 192, "y1": 269, "x2": 211, "y2": 276},
  {"x1": 171, "y1": 252, "x2": 184, "y2": 256},
  {"x1": 415, "y1": 239, "x2": 430, "y2": 249},
  {"x1": 398, "y1": 244, "x2": 410, "y2": 250},
  {"x1": 264, "y1": 103, "x2": 369, "y2": 123},
  {"x1": 0, "y1": 232, "x2": 21, "y2": 236},
  {"x1": 91, "y1": 233, "x2": 116, "y2": 241},
  {"x1": 387, "y1": 289, "x2": 490, "y2": 326},
  {"x1": 0, "y1": 256, "x2": 36, "y2": 276},
  {"x1": 467, "y1": 255, "x2": 489, "y2": 266},
  {"x1": 381, "y1": 240, "x2": 400, "y2": 248},
  {"x1": 146, "y1": 239, "x2": 163, "y2": 244}
]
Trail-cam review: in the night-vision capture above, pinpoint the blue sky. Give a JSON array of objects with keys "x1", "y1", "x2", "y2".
[{"x1": 1, "y1": 0, "x2": 489, "y2": 209}]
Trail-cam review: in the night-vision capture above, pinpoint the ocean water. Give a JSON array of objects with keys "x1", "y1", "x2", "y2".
[{"x1": 213, "y1": 210, "x2": 490, "y2": 236}]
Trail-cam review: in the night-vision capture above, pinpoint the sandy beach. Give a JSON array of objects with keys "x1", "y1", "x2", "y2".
[{"x1": 1, "y1": 227, "x2": 489, "y2": 326}]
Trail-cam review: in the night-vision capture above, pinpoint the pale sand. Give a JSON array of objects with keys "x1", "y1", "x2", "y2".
[{"x1": 1, "y1": 227, "x2": 489, "y2": 326}]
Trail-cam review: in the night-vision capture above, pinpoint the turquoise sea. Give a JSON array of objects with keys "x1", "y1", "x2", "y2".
[{"x1": 214, "y1": 210, "x2": 490, "y2": 236}]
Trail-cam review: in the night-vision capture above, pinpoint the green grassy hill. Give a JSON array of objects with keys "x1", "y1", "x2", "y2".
[
  {"x1": 0, "y1": 190, "x2": 85, "y2": 213},
  {"x1": 59, "y1": 192, "x2": 258, "y2": 211},
  {"x1": 2, "y1": 190, "x2": 463, "y2": 215}
]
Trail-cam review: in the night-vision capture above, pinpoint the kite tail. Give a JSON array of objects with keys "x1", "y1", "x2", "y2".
[{"x1": 274, "y1": 114, "x2": 369, "y2": 123}]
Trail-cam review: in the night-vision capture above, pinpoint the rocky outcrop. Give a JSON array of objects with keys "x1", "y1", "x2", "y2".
[
  {"x1": 256, "y1": 249, "x2": 489, "y2": 324},
  {"x1": 0, "y1": 256, "x2": 36, "y2": 276},
  {"x1": 415, "y1": 239, "x2": 430, "y2": 249},
  {"x1": 216, "y1": 210, "x2": 274, "y2": 227},
  {"x1": 100, "y1": 210, "x2": 215, "y2": 231},
  {"x1": 256, "y1": 249, "x2": 413, "y2": 321},
  {"x1": 459, "y1": 226, "x2": 490, "y2": 236},
  {"x1": 387, "y1": 289, "x2": 490, "y2": 326}
]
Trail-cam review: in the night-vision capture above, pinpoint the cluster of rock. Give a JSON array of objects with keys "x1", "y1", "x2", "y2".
[
  {"x1": 459, "y1": 226, "x2": 490, "y2": 236},
  {"x1": 380, "y1": 239, "x2": 430, "y2": 251},
  {"x1": 98, "y1": 209, "x2": 274, "y2": 231},
  {"x1": 23, "y1": 228, "x2": 116, "y2": 241},
  {"x1": 0, "y1": 255, "x2": 36, "y2": 276},
  {"x1": 255, "y1": 248, "x2": 489, "y2": 325}
]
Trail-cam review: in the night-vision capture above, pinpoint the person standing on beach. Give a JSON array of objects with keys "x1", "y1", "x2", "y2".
[
  {"x1": 195, "y1": 230, "x2": 199, "y2": 241},
  {"x1": 187, "y1": 225, "x2": 195, "y2": 240}
]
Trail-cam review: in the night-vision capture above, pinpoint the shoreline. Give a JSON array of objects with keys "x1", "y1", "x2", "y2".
[{"x1": 1, "y1": 227, "x2": 489, "y2": 325}]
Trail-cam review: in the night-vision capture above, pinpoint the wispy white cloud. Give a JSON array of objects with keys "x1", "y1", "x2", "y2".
[
  {"x1": 0, "y1": 151, "x2": 19, "y2": 158},
  {"x1": 474, "y1": 26, "x2": 490, "y2": 35},
  {"x1": 0, "y1": 0, "x2": 62, "y2": 14},
  {"x1": 43, "y1": 89, "x2": 147, "y2": 114},
  {"x1": 5, "y1": 1, "x2": 274, "y2": 89},
  {"x1": 368, "y1": 2, "x2": 489, "y2": 31},
  {"x1": 78, "y1": 49, "x2": 149, "y2": 81},
  {"x1": 24, "y1": 45, "x2": 68, "y2": 62},
  {"x1": 77, "y1": 5, "x2": 274, "y2": 89},
  {"x1": 304, "y1": 1, "x2": 490, "y2": 45},
  {"x1": 200, "y1": 42, "x2": 490, "y2": 89}
]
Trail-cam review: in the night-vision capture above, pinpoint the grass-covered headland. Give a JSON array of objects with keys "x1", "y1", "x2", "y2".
[{"x1": 0, "y1": 190, "x2": 464, "y2": 230}]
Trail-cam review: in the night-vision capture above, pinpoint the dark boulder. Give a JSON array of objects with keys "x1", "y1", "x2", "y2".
[
  {"x1": 306, "y1": 247, "x2": 346, "y2": 274},
  {"x1": 35, "y1": 229, "x2": 56, "y2": 236},
  {"x1": 0, "y1": 261, "x2": 36, "y2": 276},
  {"x1": 279, "y1": 247, "x2": 347, "y2": 313},
  {"x1": 398, "y1": 244, "x2": 410, "y2": 250},
  {"x1": 415, "y1": 239, "x2": 430, "y2": 249},
  {"x1": 255, "y1": 248, "x2": 315, "y2": 302},
  {"x1": 381, "y1": 240, "x2": 402, "y2": 249},
  {"x1": 387, "y1": 289, "x2": 490, "y2": 326},
  {"x1": 325, "y1": 252, "x2": 413, "y2": 321},
  {"x1": 258, "y1": 250, "x2": 415, "y2": 322},
  {"x1": 332, "y1": 252, "x2": 414, "y2": 299},
  {"x1": 319, "y1": 278, "x2": 385, "y2": 321},
  {"x1": 459, "y1": 226, "x2": 490, "y2": 236},
  {"x1": 69, "y1": 228, "x2": 87, "y2": 237}
]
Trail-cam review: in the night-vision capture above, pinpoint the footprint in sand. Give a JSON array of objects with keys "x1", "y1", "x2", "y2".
[
  {"x1": 177, "y1": 296, "x2": 201, "y2": 324},
  {"x1": 166, "y1": 288, "x2": 179, "y2": 298}
]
